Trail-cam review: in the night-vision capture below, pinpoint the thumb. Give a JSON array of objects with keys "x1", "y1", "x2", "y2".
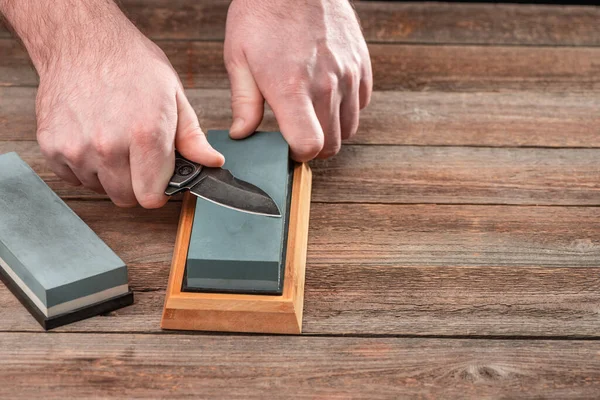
[
  {"x1": 227, "y1": 59, "x2": 264, "y2": 139},
  {"x1": 175, "y1": 89, "x2": 225, "y2": 167}
]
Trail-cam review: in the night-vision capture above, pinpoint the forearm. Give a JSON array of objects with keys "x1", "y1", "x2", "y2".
[{"x1": 0, "y1": 0, "x2": 135, "y2": 75}]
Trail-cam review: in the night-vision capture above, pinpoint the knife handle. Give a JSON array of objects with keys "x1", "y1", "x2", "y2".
[{"x1": 168, "y1": 152, "x2": 203, "y2": 189}]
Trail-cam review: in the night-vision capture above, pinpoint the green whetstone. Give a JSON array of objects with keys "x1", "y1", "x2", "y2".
[
  {"x1": 183, "y1": 131, "x2": 292, "y2": 295},
  {"x1": 0, "y1": 152, "x2": 133, "y2": 330}
]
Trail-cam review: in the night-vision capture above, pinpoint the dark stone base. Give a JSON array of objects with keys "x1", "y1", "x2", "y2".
[{"x1": 0, "y1": 266, "x2": 134, "y2": 330}]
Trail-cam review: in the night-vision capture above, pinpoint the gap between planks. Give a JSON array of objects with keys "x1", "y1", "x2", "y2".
[{"x1": 5, "y1": 329, "x2": 600, "y2": 341}]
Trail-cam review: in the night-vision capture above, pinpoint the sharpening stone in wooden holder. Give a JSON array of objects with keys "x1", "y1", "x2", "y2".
[
  {"x1": 161, "y1": 131, "x2": 312, "y2": 334},
  {"x1": 0, "y1": 152, "x2": 134, "y2": 330}
]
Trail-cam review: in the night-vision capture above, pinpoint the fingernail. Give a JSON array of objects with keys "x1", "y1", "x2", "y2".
[{"x1": 230, "y1": 118, "x2": 245, "y2": 135}]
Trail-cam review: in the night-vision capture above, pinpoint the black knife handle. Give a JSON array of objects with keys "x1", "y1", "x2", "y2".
[{"x1": 168, "y1": 152, "x2": 202, "y2": 189}]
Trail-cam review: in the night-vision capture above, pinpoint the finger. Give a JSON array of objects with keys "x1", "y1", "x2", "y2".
[
  {"x1": 129, "y1": 112, "x2": 176, "y2": 209},
  {"x1": 46, "y1": 159, "x2": 82, "y2": 186},
  {"x1": 129, "y1": 135, "x2": 173, "y2": 209},
  {"x1": 175, "y1": 89, "x2": 225, "y2": 166},
  {"x1": 270, "y1": 94, "x2": 324, "y2": 162},
  {"x1": 227, "y1": 59, "x2": 264, "y2": 139},
  {"x1": 97, "y1": 162, "x2": 137, "y2": 208},
  {"x1": 63, "y1": 155, "x2": 106, "y2": 194},
  {"x1": 359, "y1": 60, "x2": 373, "y2": 110},
  {"x1": 314, "y1": 95, "x2": 342, "y2": 159},
  {"x1": 38, "y1": 129, "x2": 82, "y2": 186},
  {"x1": 340, "y1": 90, "x2": 360, "y2": 140},
  {"x1": 41, "y1": 133, "x2": 104, "y2": 193},
  {"x1": 63, "y1": 161, "x2": 105, "y2": 194}
]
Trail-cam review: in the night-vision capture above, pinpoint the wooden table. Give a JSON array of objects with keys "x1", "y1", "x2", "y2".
[{"x1": 1, "y1": 1, "x2": 600, "y2": 398}]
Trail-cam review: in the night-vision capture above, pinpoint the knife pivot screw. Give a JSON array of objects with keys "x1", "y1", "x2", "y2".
[{"x1": 178, "y1": 165, "x2": 194, "y2": 176}]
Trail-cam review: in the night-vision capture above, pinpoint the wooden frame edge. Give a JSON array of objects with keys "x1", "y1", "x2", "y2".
[{"x1": 161, "y1": 162, "x2": 312, "y2": 334}]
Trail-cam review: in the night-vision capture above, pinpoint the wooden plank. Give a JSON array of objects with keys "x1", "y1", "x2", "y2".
[
  {"x1": 309, "y1": 145, "x2": 600, "y2": 205},
  {"x1": 2, "y1": 202, "x2": 600, "y2": 336},
  {"x1": 355, "y1": 2, "x2": 600, "y2": 46},
  {"x1": 3, "y1": 39, "x2": 600, "y2": 91},
  {"x1": 368, "y1": 44, "x2": 600, "y2": 92},
  {"x1": 3, "y1": 87, "x2": 599, "y2": 147},
  {"x1": 0, "y1": 39, "x2": 33, "y2": 87},
  {"x1": 3, "y1": 140, "x2": 600, "y2": 205},
  {"x1": 2, "y1": 333, "x2": 600, "y2": 399},
  {"x1": 0, "y1": 87, "x2": 36, "y2": 141},
  {"x1": 3, "y1": 2, "x2": 599, "y2": 46}
]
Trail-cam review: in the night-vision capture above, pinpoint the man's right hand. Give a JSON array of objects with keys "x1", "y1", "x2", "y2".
[{"x1": 1, "y1": 0, "x2": 224, "y2": 208}]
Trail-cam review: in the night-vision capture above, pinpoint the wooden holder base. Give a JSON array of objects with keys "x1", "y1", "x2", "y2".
[{"x1": 161, "y1": 163, "x2": 311, "y2": 334}]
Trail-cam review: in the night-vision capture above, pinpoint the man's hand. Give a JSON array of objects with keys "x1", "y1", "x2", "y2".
[
  {"x1": 224, "y1": 0, "x2": 372, "y2": 161},
  {"x1": 1, "y1": 0, "x2": 224, "y2": 208}
]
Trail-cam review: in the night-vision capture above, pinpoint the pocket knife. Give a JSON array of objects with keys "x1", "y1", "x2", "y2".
[{"x1": 165, "y1": 152, "x2": 281, "y2": 218}]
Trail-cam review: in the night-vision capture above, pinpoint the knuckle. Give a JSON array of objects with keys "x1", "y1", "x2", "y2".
[
  {"x1": 315, "y1": 73, "x2": 338, "y2": 98},
  {"x1": 177, "y1": 120, "x2": 202, "y2": 142},
  {"x1": 341, "y1": 67, "x2": 358, "y2": 88},
  {"x1": 231, "y1": 92, "x2": 262, "y2": 108},
  {"x1": 131, "y1": 122, "x2": 161, "y2": 145},
  {"x1": 62, "y1": 144, "x2": 86, "y2": 167},
  {"x1": 131, "y1": 124, "x2": 170, "y2": 155},
  {"x1": 92, "y1": 132, "x2": 120, "y2": 160}
]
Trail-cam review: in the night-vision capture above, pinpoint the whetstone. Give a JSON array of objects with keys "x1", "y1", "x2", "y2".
[
  {"x1": 183, "y1": 130, "x2": 291, "y2": 294},
  {"x1": 161, "y1": 131, "x2": 312, "y2": 334},
  {"x1": 0, "y1": 152, "x2": 133, "y2": 330}
]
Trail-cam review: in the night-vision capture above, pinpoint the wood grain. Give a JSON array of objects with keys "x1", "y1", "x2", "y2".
[
  {"x1": 310, "y1": 145, "x2": 600, "y2": 205},
  {"x1": 2, "y1": 201, "x2": 600, "y2": 336},
  {"x1": 2, "y1": 333, "x2": 600, "y2": 399},
  {"x1": 3, "y1": 87, "x2": 599, "y2": 147},
  {"x1": 3, "y1": 39, "x2": 600, "y2": 91},
  {"x1": 3, "y1": 1, "x2": 598, "y2": 46},
  {"x1": 1, "y1": 2, "x2": 599, "y2": 397},
  {"x1": 4, "y1": 140, "x2": 600, "y2": 205},
  {"x1": 355, "y1": 2, "x2": 600, "y2": 46}
]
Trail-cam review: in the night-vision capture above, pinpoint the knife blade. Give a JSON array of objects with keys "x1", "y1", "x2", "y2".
[{"x1": 165, "y1": 152, "x2": 282, "y2": 218}]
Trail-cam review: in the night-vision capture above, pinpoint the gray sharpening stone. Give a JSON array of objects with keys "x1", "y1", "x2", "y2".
[
  {"x1": 183, "y1": 130, "x2": 292, "y2": 295},
  {"x1": 0, "y1": 152, "x2": 133, "y2": 329}
]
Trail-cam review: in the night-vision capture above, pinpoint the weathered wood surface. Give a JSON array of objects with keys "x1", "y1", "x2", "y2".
[
  {"x1": 3, "y1": 140, "x2": 599, "y2": 205},
  {"x1": 2, "y1": 201, "x2": 600, "y2": 336},
  {"x1": 3, "y1": 87, "x2": 599, "y2": 147},
  {"x1": 3, "y1": 39, "x2": 600, "y2": 91},
  {"x1": 2, "y1": 333, "x2": 600, "y2": 400},
  {"x1": 3, "y1": 1, "x2": 599, "y2": 46},
  {"x1": 2, "y1": 1, "x2": 600, "y2": 398}
]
